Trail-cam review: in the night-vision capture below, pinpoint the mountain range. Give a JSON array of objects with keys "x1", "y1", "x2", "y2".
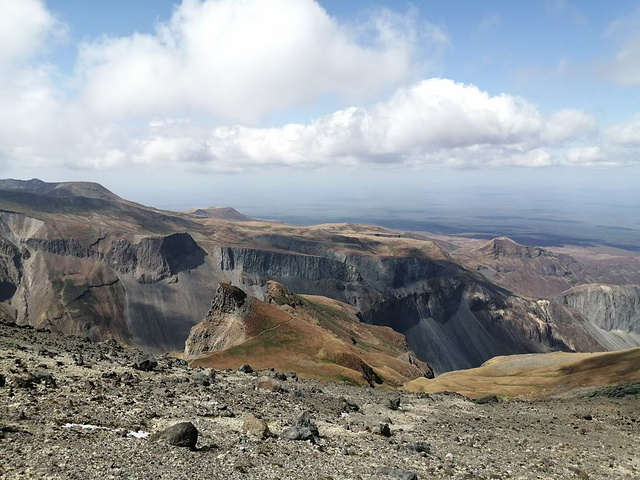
[{"x1": 0, "y1": 179, "x2": 638, "y2": 384}]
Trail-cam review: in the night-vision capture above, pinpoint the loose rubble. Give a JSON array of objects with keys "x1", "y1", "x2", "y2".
[{"x1": 1, "y1": 321, "x2": 639, "y2": 479}]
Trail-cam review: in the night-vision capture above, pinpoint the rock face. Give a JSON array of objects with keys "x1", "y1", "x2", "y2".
[
  {"x1": 555, "y1": 284, "x2": 640, "y2": 349},
  {"x1": 557, "y1": 284, "x2": 640, "y2": 332},
  {"x1": 184, "y1": 284, "x2": 251, "y2": 357},
  {"x1": 217, "y1": 246, "x2": 603, "y2": 373}
]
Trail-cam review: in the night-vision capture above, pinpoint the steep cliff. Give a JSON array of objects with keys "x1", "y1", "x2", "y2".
[
  {"x1": 0, "y1": 209, "x2": 217, "y2": 350},
  {"x1": 215, "y1": 246, "x2": 608, "y2": 373},
  {"x1": 554, "y1": 284, "x2": 640, "y2": 350},
  {"x1": 184, "y1": 283, "x2": 251, "y2": 356}
]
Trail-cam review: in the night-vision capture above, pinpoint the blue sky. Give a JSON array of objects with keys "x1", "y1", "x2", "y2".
[{"x1": 0, "y1": 0, "x2": 639, "y2": 214}]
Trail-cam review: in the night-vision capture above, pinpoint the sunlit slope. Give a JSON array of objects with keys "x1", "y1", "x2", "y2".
[{"x1": 404, "y1": 347, "x2": 640, "y2": 398}]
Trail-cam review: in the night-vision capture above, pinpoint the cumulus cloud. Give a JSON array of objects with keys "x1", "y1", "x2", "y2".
[
  {"x1": 0, "y1": 0, "x2": 65, "y2": 66},
  {"x1": 76, "y1": 0, "x2": 432, "y2": 122},
  {"x1": 85, "y1": 79, "x2": 599, "y2": 170},
  {"x1": 0, "y1": 0, "x2": 634, "y2": 175}
]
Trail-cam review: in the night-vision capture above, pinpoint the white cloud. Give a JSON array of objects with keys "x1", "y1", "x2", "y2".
[
  {"x1": 0, "y1": 0, "x2": 64, "y2": 66},
  {"x1": 607, "y1": 116, "x2": 640, "y2": 147},
  {"x1": 602, "y1": 6, "x2": 640, "y2": 87},
  {"x1": 93, "y1": 79, "x2": 598, "y2": 170},
  {"x1": 0, "y1": 0, "x2": 635, "y2": 176},
  {"x1": 76, "y1": 0, "x2": 431, "y2": 123}
]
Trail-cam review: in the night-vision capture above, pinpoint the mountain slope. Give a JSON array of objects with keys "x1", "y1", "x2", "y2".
[
  {"x1": 404, "y1": 347, "x2": 640, "y2": 398},
  {"x1": 1, "y1": 179, "x2": 639, "y2": 376}
]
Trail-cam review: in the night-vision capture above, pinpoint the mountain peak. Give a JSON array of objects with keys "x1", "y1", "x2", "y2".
[{"x1": 185, "y1": 206, "x2": 254, "y2": 222}]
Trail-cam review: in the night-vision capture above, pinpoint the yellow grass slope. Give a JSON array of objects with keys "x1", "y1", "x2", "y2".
[{"x1": 404, "y1": 347, "x2": 640, "y2": 399}]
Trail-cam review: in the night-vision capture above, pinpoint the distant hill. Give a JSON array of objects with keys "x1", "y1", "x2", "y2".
[
  {"x1": 185, "y1": 206, "x2": 254, "y2": 222},
  {"x1": 0, "y1": 178, "x2": 121, "y2": 202}
]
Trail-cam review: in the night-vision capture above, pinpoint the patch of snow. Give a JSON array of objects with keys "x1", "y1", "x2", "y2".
[{"x1": 62, "y1": 422, "x2": 149, "y2": 439}]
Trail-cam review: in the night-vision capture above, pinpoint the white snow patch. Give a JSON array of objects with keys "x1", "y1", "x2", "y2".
[{"x1": 62, "y1": 423, "x2": 149, "y2": 438}]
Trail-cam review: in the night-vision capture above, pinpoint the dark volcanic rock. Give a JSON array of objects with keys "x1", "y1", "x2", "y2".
[
  {"x1": 380, "y1": 466, "x2": 419, "y2": 480},
  {"x1": 238, "y1": 364, "x2": 253, "y2": 374},
  {"x1": 475, "y1": 395, "x2": 499, "y2": 404},
  {"x1": 388, "y1": 396, "x2": 401, "y2": 410},
  {"x1": 281, "y1": 426, "x2": 316, "y2": 442},
  {"x1": 371, "y1": 423, "x2": 391, "y2": 437},
  {"x1": 133, "y1": 355, "x2": 158, "y2": 371},
  {"x1": 151, "y1": 422, "x2": 198, "y2": 448}
]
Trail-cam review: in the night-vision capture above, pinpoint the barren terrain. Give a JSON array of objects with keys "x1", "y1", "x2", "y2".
[{"x1": 1, "y1": 320, "x2": 639, "y2": 480}]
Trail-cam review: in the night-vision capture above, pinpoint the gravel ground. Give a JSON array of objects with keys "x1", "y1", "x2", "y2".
[{"x1": 1, "y1": 322, "x2": 638, "y2": 480}]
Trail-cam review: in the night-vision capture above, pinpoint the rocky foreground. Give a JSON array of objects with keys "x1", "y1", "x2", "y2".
[{"x1": 1, "y1": 321, "x2": 639, "y2": 480}]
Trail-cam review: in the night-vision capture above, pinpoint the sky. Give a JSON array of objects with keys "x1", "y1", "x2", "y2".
[{"x1": 0, "y1": 0, "x2": 639, "y2": 220}]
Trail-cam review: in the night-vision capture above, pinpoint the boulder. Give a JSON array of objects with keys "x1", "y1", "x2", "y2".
[
  {"x1": 256, "y1": 376, "x2": 282, "y2": 392},
  {"x1": 292, "y1": 411, "x2": 318, "y2": 436},
  {"x1": 243, "y1": 415, "x2": 271, "y2": 439},
  {"x1": 475, "y1": 395, "x2": 499, "y2": 404},
  {"x1": 133, "y1": 355, "x2": 158, "y2": 372},
  {"x1": 151, "y1": 422, "x2": 198, "y2": 448},
  {"x1": 238, "y1": 364, "x2": 253, "y2": 374}
]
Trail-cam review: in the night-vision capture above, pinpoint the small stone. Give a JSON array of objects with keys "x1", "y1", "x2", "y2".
[
  {"x1": 0, "y1": 373, "x2": 5, "y2": 388},
  {"x1": 292, "y1": 411, "x2": 318, "y2": 436},
  {"x1": 256, "y1": 376, "x2": 282, "y2": 392},
  {"x1": 582, "y1": 414, "x2": 593, "y2": 421},
  {"x1": 238, "y1": 364, "x2": 253, "y2": 374},
  {"x1": 339, "y1": 397, "x2": 359, "y2": 412},
  {"x1": 151, "y1": 422, "x2": 198, "y2": 448},
  {"x1": 192, "y1": 372, "x2": 210, "y2": 386},
  {"x1": 282, "y1": 426, "x2": 316, "y2": 442},
  {"x1": 270, "y1": 371, "x2": 287, "y2": 381},
  {"x1": 371, "y1": 423, "x2": 391, "y2": 437},
  {"x1": 379, "y1": 466, "x2": 418, "y2": 480},
  {"x1": 243, "y1": 415, "x2": 271, "y2": 439},
  {"x1": 388, "y1": 397, "x2": 401, "y2": 410},
  {"x1": 407, "y1": 441, "x2": 430, "y2": 453},
  {"x1": 568, "y1": 467, "x2": 589, "y2": 479},
  {"x1": 475, "y1": 395, "x2": 499, "y2": 404}
]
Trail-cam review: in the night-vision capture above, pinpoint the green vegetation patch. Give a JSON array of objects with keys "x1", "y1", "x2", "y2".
[{"x1": 587, "y1": 382, "x2": 640, "y2": 398}]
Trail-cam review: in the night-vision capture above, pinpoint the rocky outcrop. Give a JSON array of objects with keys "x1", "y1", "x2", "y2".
[
  {"x1": 184, "y1": 284, "x2": 251, "y2": 357},
  {"x1": 217, "y1": 246, "x2": 591, "y2": 373}
]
